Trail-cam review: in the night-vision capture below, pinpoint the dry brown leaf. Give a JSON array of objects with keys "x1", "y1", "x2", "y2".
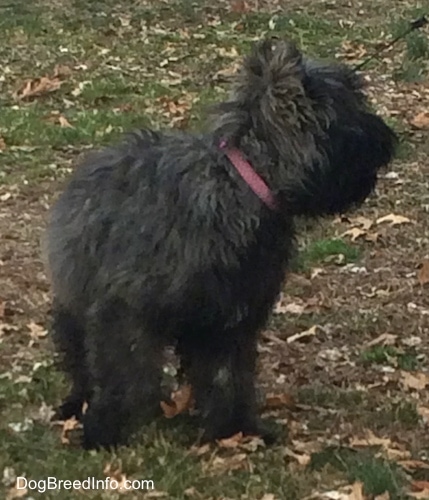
[
  {"x1": 265, "y1": 392, "x2": 296, "y2": 410},
  {"x1": 351, "y1": 216, "x2": 373, "y2": 230},
  {"x1": 60, "y1": 416, "x2": 80, "y2": 444},
  {"x1": 230, "y1": 0, "x2": 250, "y2": 13},
  {"x1": 53, "y1": 64, "x2": 72, "y2": 78},
  {"x1": 217, "y1": 432, "x2": 244, "y2": 448},
  {"x1": 417, "y1": 405, "x2": 429, "y2": 422},
  {"x1": 374, "y1": 493, "x2": 390, "y2": 500},
  {"x1": 274, "y1": 301, "x2": 305, "y2": 315},
  {"x1": 287, "y1": 325, "x2": 319, "y2": 344},
  {"x1": 284, "y1": 447, "x2": 311, "y2": 466},
  {"x1": 310, "y1": 267, "x2": 325, "y2": 279},
  {"x1": 385, "y1": 448, "x2": 411, "y2": 461},
  {"x1": 0, "y1": 300, "x2": 5, "y2": 319},
  {"x1": 376, "y1": 213, "x2": 412, "y2": 226},
  {"x1": 103, "y1": 463, "x2": 135, "y2": 494},
  {"x1": 350, "y1": 482, "x2": 365, "y2": 500},
  {"x1": 417, "y1": 260, "x2": 429, "y2": 286},
  {"x1": 350, "y1": 430, "x2": 392, "y2": 449},
  {"x1": 160, "y1": 384, "x2": 194, "y2": 418},
  {"x1": 366, "y1": 333, "x2": 398, "y2": 347},
  {"x1": 410, "y1": 111, "x2": 429, "y2": 130},
  {"x1": 400, "y1": 371, "x2": 429, "y2": 391},
  {"x1": 0, "y1": 192, "x2": 12, "y2": 201},
  {"x1": 312, "y1": 481, "x2": 365, "y2": 500},
  {"x1": 213, "y1": 61, "x2": 241, "y2": 81},
  {"x1": 204, "y1": 453, "x2": 248, "y2": 474},
  {"x1": 58, "y1": 115, "x2": 74, "y2": 128},
  {"x1": 13, "y1": 76, "x2": 62, "y2": 101},
  {"x1": 342, "y1": 227, "x2": 367, "y2": 242},
  {"x1": 189, "y1": 443, "x2": 211, "y2": 456},
  {"x1": 398, "y1": 459, "x2": 429, "y2": 472},
  {"x1": 409, "y1": 480, "x2": 429, "y2": 499},
  {"x1": 6, "y1": 485, "x2": 28, "y2": 500},
  {"x1": 260, "y1": 495, "x2": 277, "y2": 500},
  {"x1": 27, "y1": 321, "x2": 48, "y2": 340}
]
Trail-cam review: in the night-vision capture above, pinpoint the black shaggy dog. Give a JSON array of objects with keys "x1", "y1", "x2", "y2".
[{"x1": 45, "y1": 39, "x2": 396, "y2": 449}]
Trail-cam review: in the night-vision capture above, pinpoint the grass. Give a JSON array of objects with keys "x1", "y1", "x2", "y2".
[
  {"x1": 310, "y1": 448, "x2": 406, "y2": 499},
  {"x1": 297, "y1": 238, "x2": 361, "y2": 270},
  {"x1": 0, "y1": 0, "x2": 428, "y2": 499},
  {"x1": 360, "y1": 345, "x2": 420, "y2": 370}
]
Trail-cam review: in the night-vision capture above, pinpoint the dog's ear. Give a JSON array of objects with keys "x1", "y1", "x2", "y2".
[{"x1": 243, "y1": 38, "x2": 304, "y2": 85}]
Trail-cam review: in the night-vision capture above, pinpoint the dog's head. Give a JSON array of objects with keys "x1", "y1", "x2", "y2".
[
  {"x1": 214, "y1": 38, "x2": 397, "y2": 216},
  {"x1": 228, "y1": 38, "x2": 375, "y2": 149}
]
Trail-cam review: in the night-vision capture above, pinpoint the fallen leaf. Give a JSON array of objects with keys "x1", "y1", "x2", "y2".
[
  {"x1": 350, "y1": 482, "x2": 365, "y2": 500},
  {"x1": 274, "y1": 300, "x2": 305, "y2": 315},
  {"x1": 0, "y1": 323, "x2": 19, "y2": 336},
  {"x1": 217, "y1": 432, "x2": 244, "y2": 448},
  {"x1": 284, "y1": 447, "x2": 311, "y2": 466},
  {"x1": 400, "y1": 371, "x2": 429, "y2": 391},
  {"x1": 410, "y1": 111, "x2": 429, "y2": 130},
  {"x1": 376, "y1": 213, "x2": 411, "y2": 226},
  {"x1": 409, "y1": 480, "x2": 429, "y2": 499},
  {"x1": 160, "y1": 384, "x2": 194, "y2": 418},
  {"x1": 386, "y1": 448, "x2": 411, "y2": 461},
  {"x1": 417, "y1": 405, "x2": 429, "y2": 423},
  {"x1": 265, "y1": 392, "x2": 296, "y2": 410},
  {"x1": 310, "y1": 267, "x2": 325, "y2": 279},
  {"x1": 204, "y1": 453, "x2": 249, "y2": 475},
  {"x1": 103, "y1": 462, "x2": 135, "y2": 494},
  {"x1": 398, "y1": 459, "x2": 429, "y2": 472},
  {"x1": 287, "y1": 325, "x2": 319, "y2": 344},
  {"x1": 230, "y1": 0, "x2": 249, "y2": 13},
  {"x1": 260, "y1": 495, "x2": 277, "y2": 500},
  {"x1": 189, "y1": 443, "x2": 211, "y2": 456},
  {"x1": 53, "y1": 64, "x2": 72, "y2": 78},
  {"x1": 342, "y1": 227, "x2": 367, "y2": 242},
  {"x1": 1, "y1": 192, "x2": 12, "y2": 201},
  {"x1": 13, "y1": 76, "x2": 62, "y2": 101},
  {"x1": 374, "y1": 493, "x2": 390, "y2": 500},
  {"x1": 58, "y1": 115, "x2": 74, "y2": 128},
  {"x1": 366, "y1": 333, "x2": 398, "y2": 347},
  {"x1": 6, "y1": 485, "x2": 28, "y2": 500},
  {"x1": 350, "y1": 430, "x2": 392, "y2": 449},
  {"x1": 417, "y1": 260, "x2": 429, "y2": 286},
  {"x1": 311, "y1": 481, "x2": 365, "y2": 500},
  {"x1": 27, "y1": 321, "x2": 48, "y2": 340},
  {"x1": 60, "y1": 416, "x2": 80, "y2": 445},
  {"x1": 351, "y1": 216, "x2": 374, "y2": 230}
]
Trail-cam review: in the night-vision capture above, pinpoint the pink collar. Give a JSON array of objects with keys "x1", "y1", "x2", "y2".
[{"x1": 220, "y1": 141, "x2": 278, "y2": 211}]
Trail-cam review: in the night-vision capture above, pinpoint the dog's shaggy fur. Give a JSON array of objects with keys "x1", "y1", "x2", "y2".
[{"x1": 45, "y1": 39, "x2": 397, "y2": 449}]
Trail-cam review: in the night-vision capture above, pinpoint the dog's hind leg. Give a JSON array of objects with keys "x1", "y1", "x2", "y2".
[
  {"x1": 82, "y1": 301, "x2": 163, "y2": 450},
  {"x1": 181, "y1": 328, "x2": 271, "y2": 443},
  {"x1": 51, "y1": 303, "x2": 90, "y2": 421}
]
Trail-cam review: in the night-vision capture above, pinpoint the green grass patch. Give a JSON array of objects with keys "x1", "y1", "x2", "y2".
[
  {"x1": 297, "y1": 238, "x2": 361, "y2": 270},
  {"x1": 375, "y1": 400, "x2": 421, "y2": 430},
  {"x1": 311, "y1": 447, "x2": 406, "y2": 499},
  {"x1": 298, "y1": 386, "x2": 364, "y2": 408},
  {"x1": 360, "y1": 346, "x2": 419, "y2": 370}
]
